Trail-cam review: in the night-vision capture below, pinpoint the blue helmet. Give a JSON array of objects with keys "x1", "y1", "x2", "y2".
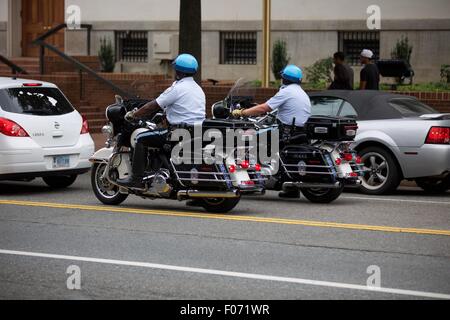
[
  {"x1": 280, "y1": 65, "x2": 303, "y2": 83},
  {"x1": 173, "y1": 53, "x2": 199, "y2": 74}
]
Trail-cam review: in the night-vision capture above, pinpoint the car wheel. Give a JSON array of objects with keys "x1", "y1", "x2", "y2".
[
  {"x1": 43, "y1": 175, "x2": 78, "y2": 189},
  {"x1": 91, "y1": 163, "x2": 128, "y2": 205},
  {"x1": 415, "y1": 176, "x2": 450, "y2": 194},
  {"x1": 358, "y1": 146, "x2": 401, "y2": 195}
]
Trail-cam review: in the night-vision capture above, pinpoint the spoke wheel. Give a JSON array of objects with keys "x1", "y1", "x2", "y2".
[
  {"x1": 358, "y1": 146, "x2": 401, "y2": 195},
  {"x1": 91, "y1": 163, "x2": 128, "y2": 205}
]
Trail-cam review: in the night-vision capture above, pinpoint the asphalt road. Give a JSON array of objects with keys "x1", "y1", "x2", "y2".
[{"x1": 0, "y1": 173, "x2": 449, "y2": 300}]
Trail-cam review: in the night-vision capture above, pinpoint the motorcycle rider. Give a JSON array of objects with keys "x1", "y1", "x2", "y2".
[
  {"x1": 117, "y1": 53, "x2": 206, "y2": 188},
  {"x1": 232, "y1": 64, "x2": 311, "y2": 198}
]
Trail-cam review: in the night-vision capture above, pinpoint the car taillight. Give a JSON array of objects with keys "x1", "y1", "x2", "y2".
[
  {"x1": 355, "y1": 156, "x2": 362, "y2": 164},
  {"x1": 425, "y1": 127, "x2": 450, "y2": 144},
  {"x1": 80, "y1": 115, "x2": 89, "y2": 134},
  {"x1": 254, "y1": 164, "x2": 262, "y2": 172},
  {"x1": 229, "y1": 165, "x2": 237, "y2": 173},
  {"x1": 23, "y1": 83, "x2": 42, "y2": 87},
  {"x1": 0, "y1": 117, "x2": 29, "y2": 137},
  {"x1": 335, "y1": 158, "x2": 342, "y2": 166}
]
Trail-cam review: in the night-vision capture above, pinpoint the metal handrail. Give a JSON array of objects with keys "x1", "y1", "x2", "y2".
[
  {"x1": 0, "y1": 55, "x2": 29, "y2": 75},
  {"x1": 32, "y1": 23, "x2": 136, "y2": 99}
]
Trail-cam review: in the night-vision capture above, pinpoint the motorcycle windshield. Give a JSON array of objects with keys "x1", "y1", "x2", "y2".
[{"x1": 225, "y1": 78, "x2": 258, "y2": 112}]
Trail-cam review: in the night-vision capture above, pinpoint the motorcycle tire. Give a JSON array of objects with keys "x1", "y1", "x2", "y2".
[
  {"x1": 199, "y1": 197, "x2": 241, "y2": 213},
  {"x1": 301, "y1": 186, "x2": 344, "y2": 204},
  {"x1": 91, "y1": 163, "x2": 129, "y2": 206}
]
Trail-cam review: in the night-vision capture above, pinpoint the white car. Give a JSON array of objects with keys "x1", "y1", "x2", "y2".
[{"x1": 0, "y1": 77, "x2": 95, "y2": 188}]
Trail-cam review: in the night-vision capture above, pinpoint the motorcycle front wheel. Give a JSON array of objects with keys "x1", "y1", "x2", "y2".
[
  {"x1": 199, "y1": 197, "x2": 241, "y2": 213},
  {"x1": 91, "y1": 163, "x2": 129, "y2": 205},
  {"x1": 301, "y1": 186, "x2": 344, "y2": 204}
]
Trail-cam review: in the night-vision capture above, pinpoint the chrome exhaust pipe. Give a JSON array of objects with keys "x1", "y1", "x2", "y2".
[
  {"x1": 177, "y1": 190, "x2": 240, "y2": 200},
  {"x1": 283, "y1": 181, "x2": 343, "y2": 190}
]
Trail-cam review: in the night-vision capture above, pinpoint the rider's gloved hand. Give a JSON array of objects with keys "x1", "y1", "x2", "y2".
[
  {"x1": 125, "y1": 108, "x2": 138, "y2": 122},
  {"x1": 231, "y1": 109, "x2": 244, "y2": 118}
]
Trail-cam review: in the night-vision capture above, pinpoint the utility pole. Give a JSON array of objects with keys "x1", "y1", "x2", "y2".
[
  {"x1": 262, "y1": 0, "x2": 271, "y2": 87},
  {"x1": 179, "y1": 0, "x2": 202, "y2": 83}
]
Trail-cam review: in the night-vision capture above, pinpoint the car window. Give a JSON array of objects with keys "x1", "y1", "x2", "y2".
[
  {"x1": 339, "y1": 101, "x2": 358, "y2": 118},
  {"x1": 0, "y1": 87, "x2": 74, "y2": 116},
  {"x1": 389, "y1": 98, "x2": 436, "y2": 117},
  {"x1": 310, "y1": 97, "x2": 344, "y2": 116}
]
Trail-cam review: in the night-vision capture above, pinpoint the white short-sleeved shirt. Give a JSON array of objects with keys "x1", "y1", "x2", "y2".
[
  {"x1": 156, "y1": 77, "x2": 206, "y2": 125},
  {"x1": 266, "y1": 84, "x2": 312, "y2": 127}
]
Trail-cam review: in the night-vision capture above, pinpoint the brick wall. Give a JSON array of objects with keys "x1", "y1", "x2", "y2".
[
  {"x1": 1, "y1": 72, "x2": 449, "y2": 122},
  {"x1": 43, "y1": 56, "x2": 102, "y2": 74}
]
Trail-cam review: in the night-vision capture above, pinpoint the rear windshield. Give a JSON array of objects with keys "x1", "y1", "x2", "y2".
[
  {"x1": 389, "y1": 98, "x2": 436, "y2": 117},
  {"x1": 0, "y1": 87, "x2": 74, "y2": 116}
]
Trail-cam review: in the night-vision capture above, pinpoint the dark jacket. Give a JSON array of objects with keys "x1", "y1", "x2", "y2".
[{"x1": 329, "y1": 63, "x2": 354, "y2": 90}]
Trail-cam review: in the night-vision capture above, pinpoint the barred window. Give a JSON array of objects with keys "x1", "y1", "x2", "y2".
[
  {"x1": 220, "y1": 32, "x2": 257, "y2": 65},
  {"x1": 338, "y1": 31, "x2": 380, "y2": 65},
  {"x1": 116, "y1": 31, "x2": 148, "y2": 63}
]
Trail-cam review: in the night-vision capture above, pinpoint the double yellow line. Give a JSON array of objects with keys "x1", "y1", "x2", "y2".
[{"x1": 1, "y1": 199, "x2": 450, "y2": 237}]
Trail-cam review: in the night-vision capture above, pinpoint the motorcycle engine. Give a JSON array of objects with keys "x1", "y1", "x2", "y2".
[{"x1": 151, "y1": 169, "x2": 172, "y2": 197}]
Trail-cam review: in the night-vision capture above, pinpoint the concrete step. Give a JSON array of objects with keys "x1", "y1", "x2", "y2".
[
  {"x1": 82, "y1": 111, "x2": 107, "y2": 118},
  {"x1": 0, "y1": 57, "x2": 40, "y2": 75},
  {"x1": 77, "y1": 105, "x2": 103, "y2": 113}
]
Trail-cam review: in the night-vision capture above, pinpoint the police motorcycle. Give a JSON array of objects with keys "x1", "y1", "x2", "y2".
[
  {"x1": 90, "y1": 95, "x2": 264, "y2": 213},
  {"x1": 212, "y1": 79, "x2": 364, "y2": 203}
]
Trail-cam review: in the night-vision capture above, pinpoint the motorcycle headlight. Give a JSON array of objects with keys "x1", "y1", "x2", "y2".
[{"x1": 102, "y1": 124, "x2": 113, "y2": 138}]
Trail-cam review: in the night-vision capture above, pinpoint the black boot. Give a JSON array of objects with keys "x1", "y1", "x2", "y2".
[
  {"x1": 279, "y1": 187, "x2": 301, "y2": 199},
  {"x1": 117, "y1": 143, "x2": 147, "y2": 189}
]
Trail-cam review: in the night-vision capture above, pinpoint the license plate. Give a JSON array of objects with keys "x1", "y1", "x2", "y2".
[{"x1": 53, "y1": 155, "x2": 70, "y2": 169}]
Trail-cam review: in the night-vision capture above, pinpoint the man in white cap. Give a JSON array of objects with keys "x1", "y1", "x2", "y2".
[{"x1": 359, "y1": 49, "x2": 380, "y2": 90}]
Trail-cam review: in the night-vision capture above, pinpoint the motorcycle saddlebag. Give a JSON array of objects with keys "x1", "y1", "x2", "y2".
[
  {"x1": 305, "y1": 116, "x2": 358, "y2": 141},
  {"x1": 171, "y1": 163, "x2": 233, "y2": 190},
  {"x1": 280, "y1": 145, "x2": 337, "y2": 184}
]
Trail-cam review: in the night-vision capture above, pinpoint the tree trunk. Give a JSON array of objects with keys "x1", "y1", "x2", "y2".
[{"x1": 179, "y1": 0, "x2": 202, "y2": 83}]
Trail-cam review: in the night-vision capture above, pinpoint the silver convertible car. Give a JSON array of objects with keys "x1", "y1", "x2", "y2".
[{"x1": 308, "y1": 91, "x2": 450, "y2": 195}]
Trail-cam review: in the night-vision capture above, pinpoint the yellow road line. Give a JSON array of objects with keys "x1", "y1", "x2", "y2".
[{"x1": 0, "y1": 199, "x2": 449, "y2": 237}]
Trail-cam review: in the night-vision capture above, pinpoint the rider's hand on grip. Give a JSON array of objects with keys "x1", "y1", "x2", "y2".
[
  {"x1": 125, "y1": 108, "x2": 138, "y2": 122},
  {"x1": 231, "y1": 109, "x2": 244, "y2": 118}
]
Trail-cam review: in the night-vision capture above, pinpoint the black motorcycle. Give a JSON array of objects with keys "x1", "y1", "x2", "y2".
[
  {"x1": 211, "y1": 79, "x2": 364, "y2": 203},
  {"x1": 90, "y1": 96, "x2": 264, "y2": 213}
]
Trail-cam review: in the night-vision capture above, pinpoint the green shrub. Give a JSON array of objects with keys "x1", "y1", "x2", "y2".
[
  {"x1": 305, "y1": 58, "x2": 333, "y2": 88},
  {"x1": 391, "y1": 36, "x2": 413, "y2": 84},
  {"x1": 98, "y1": 37, "x2": 115, "y2": 73},
  {"x1": 271, "y1": 40, "x2": 290, "y2": 80},
  {"x1": 391, "y1": 35, "x2": 413, "y2": 64},
  {"x1": 441, "y1": 64, "x2": 450, "y2": 84}
]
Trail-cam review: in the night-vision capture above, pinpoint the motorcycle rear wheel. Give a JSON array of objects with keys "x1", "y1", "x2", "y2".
[
  {"x1": 199, "y1": 197, "x2": 241, "y2": 213},
  {"x1": 301, "y1": 186, "x2": 344, "y2": 204}
]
